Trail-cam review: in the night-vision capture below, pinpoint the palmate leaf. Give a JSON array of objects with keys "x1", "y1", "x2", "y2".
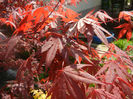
[
  {"x1": 118, "y1": 11, "x2": 133, "y2": 22},
  {"x1": 42, "y1": 37, "x2": 58, "y2": 68},
  {"x1": 67, "y1": 22, "x2": 78, "y2": 37},
  {"x1": 70, "y1": 46, "x2": 93, "y2": 64},
  {"x1": 103, "y1": 44, "x2": 133, "y2": 67},
  {"x1": 64, "y1": 64, "x2": 103, "y2": 84},
  {"x1": 94, "y1": 10, "x2": 113, "y2": 23},
  {"x1": 75, "y1": 12, "x2": 112, "y2": 46},
  {"x1": 65, "y1": 10, "x2": 112, "y2": 48},
  {"x1": 41, "y1": 34, "x2": 91, "y2": 68},
  {"x1": 14, "y1": 6, "x2": 52, "y2": 34},
  {"x1": 41, "y1": 36, "x2": 64, "y2": 68},
  {"x1": 96, "y1": 45, "x2": 133, "y2": 92},
  {"x1": 114, "y1": 45, "x2": 133, "y2": 68},
  {"x1": 49, "y1": 72, "x2": 86, "y2": 99},
  {"x1": 48, "y1": 64, "x2": 103, "y2": 99},
  {"x1": 97, "y1": 60, "x2": 131, "y2": 84},
  {"x1": 117, "y1": 77, "x2": 133, "y2": 91},
  {"x1": 77, "y1": 18, "x2": 85, "y2": 33},
  {"x1": 96, "y1": 55, "x2": 132, "y2": 89},
  {"x1": 116, "y1": 11, "x2": 133, "y2": 40},
  {"x1": 12, "y1": 8, "x2": 23, "y2": 20},
  {"x1": 115, "y1": 23, "x2": 132, "y2": 40}
]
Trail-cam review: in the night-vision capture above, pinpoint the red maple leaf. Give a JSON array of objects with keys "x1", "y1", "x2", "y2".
[
  {"x1": 48, "y1": 64, "x2": 103, "y2": 99},
  {"x1": 115, "y1": 23, "x2": 133, "y2": 40},
  {"x1": 118, "y1": 11, "x2": 133, "y2": 22},
  {"x1": 116, "y1": 11, "x2": 133, "y2": 40},
  {"x1": 96, "y1": 44, "x2": 133, "y2": 92},
  {"x1": 94, "y1": 10, "x2": 113, "y2": 23}
]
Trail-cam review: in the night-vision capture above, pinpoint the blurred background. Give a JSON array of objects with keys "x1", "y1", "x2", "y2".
[{"x1": 67, "y1": 0, "x2": 133, "y2": 17}]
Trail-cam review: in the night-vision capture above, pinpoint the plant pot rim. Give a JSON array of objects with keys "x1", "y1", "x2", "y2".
[{"x1": 93, "y1": 32, "x2": 114, "y2": 44}]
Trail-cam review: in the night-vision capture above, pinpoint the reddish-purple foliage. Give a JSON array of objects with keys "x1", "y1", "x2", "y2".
[
  {"x1": 115, "y1": 11, "x2": 133, "y2": 40},
  {"x1": 0, "y1": 0, "x2": 133, "y2": 99}
]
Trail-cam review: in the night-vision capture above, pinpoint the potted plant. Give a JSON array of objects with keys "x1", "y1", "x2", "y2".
[{"x1": 0, "y1": 0, "x2": 133, "y2": 99}]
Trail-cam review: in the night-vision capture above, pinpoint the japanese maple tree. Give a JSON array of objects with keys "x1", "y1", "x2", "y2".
[{"x1": 0, "y1": 0, "x2": 133, "y2": 99}]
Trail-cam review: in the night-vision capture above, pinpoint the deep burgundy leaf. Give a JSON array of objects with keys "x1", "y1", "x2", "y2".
[
  {"x1": 64, "y1": 64, "x2": 104, "y2": 84},
  {"x1": 41, "y1": 39, "x2": 54, "y2": 53},
  {"x1": 70, "y1": 47, "x2": 93, "y2": 64},
  {"x1": 45, "y1": 38, "x2": 58, "y2": 68},
  {"x1": 64, "y1": 74, "x2": 86, "y2": 99},
  {"x1": 96, "y1": 59, "x2": 132, "y2": 93},
  {"x1": 49, "y1": 72, "x2": 86, "y2": 99}
]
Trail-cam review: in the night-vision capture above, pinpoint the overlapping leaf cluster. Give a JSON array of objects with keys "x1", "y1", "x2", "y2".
[
  {"x1": 0, "y1": 0, "x2": 133, "y2": 99},
  {"x1": 115, "y1": 11, "x2": 133, "y2": 40}
]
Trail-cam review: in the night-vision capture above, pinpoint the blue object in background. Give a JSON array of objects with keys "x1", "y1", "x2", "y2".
[{"x1": 92, "y1": 32, "x2": 114, "y2": 44}]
